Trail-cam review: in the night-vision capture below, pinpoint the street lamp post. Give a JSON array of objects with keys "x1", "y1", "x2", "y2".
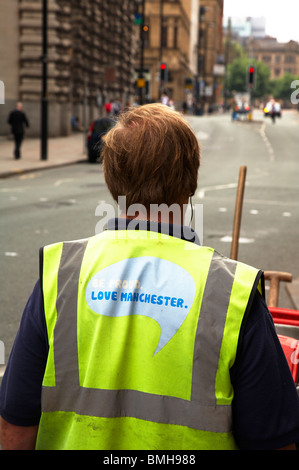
[
  {"x1": 159, "y1": 0, "x2": 164, "y2": 96},
  {"x1": 41, "y1": 0, "x2": 48, "y2": 161},
  {"x1": 139, "y1": 0, "x2": 145, "y2": 105}
]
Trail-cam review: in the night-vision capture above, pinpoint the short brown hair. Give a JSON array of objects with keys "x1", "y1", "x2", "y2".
[{"x1": 102, "y1": 103, "x2": 200, "y2": 210}]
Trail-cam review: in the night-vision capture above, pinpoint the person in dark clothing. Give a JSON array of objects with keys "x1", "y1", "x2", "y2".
[{"x1": 7, "y1": 102, "x2": 30, "y2": 159}]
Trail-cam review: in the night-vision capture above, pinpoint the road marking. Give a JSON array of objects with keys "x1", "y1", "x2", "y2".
[
  {"x1": 249, "y1": 209, "x2": 259, "y2": 215},
  {"x1": 54, "y1": 178, "x2": 74, "y2": 187},
  {"x1": 196, "y1": 131, "x2": 210, "y2": 140},
  {"x1": 0, "y1": 366, "x2": 6, "y2": 379},
  {"x1": 245, "y1": 198, "x2": 298, "y2": 207},
  {"x1": 39, "y1": 197, "x2": 49, "y2": 202},
  {"x1": 196, "y1": 182, "x2": 238, "y2": 199},
  {"x1": 282, "y1": 212, "x2": 292, "y2": 217},
  {"x1": 220, "y1": 236, "x2": 255, "y2": 244},
  {"x1": 218, "y1": 207, "x2": 227, "y2": 213},
  {"x1": 19, "y1": 172, "x2": 40, "y2": 180},
  {"x1": 0, "y1": 187, "x2": 26, "y2": 193},
  {"x1": 4, "y1": 252, "x2": 19, "y2": 257},
  {"x1": 259, "y1": 122, "x2": 275, "y2": 162}
]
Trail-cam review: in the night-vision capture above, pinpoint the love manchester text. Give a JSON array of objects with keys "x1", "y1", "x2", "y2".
[{"x1": 90, "y1": 290, "x2": 186, "y2": 308}]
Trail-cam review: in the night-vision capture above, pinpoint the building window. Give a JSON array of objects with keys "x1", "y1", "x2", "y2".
[
  {"x1": 173, "y1": 21, "x2": 178, "y2": 49},
  {"x1": 262, "y1": 55, "x2": 271, "y2": 62},
  {"x1": 275, "y1": 68, "x2": 281, "y2": 77},
  {"x1": 275, "y1": 55, "x2": 281, "y2": 63},
  {"x1": 161, "y1": 25, "x2": 167, "y2": 48},
  {"x1": 285, "y1": 55, "x2": 295, "y2": 63}
]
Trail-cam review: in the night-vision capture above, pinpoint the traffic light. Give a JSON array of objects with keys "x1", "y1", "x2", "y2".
[
  {"x1": 248, "y1": 66, "x2": 255, "y2": 88},
  {"x1": 160, "y1": 63, "x2": 168, "y2": 83}
]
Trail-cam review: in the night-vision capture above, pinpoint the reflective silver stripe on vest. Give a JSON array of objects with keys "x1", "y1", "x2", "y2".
[
  {"x1": 192, "y1": 253, "x2": 237, "y2": 405},
  {"x1": 54, "y1": 240, "x2": 87, "y2": 388},
  {"x1": 42, "y1": 242, "x2": 239, "y2": 433}
]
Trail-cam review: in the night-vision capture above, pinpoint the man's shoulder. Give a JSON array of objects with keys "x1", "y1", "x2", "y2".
[
  {"x1": 210, "y1": 248, "x2": 262, "y2": 277},
  {"x1": 41, "y1": 236, "x2": 91, "y2": 250}
]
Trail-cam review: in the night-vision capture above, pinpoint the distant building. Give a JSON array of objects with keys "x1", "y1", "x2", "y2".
[
  {"x1": 198, "y1": 0, "x2": 224, "y2": 108},
  {"x1": 136, "y1": 0, "x2": 224, "y2": 110},
  {"x1": 137, "y1": 0, "x2": 200, "y2": 108},
  {"x1": 246, "y1": 37, "x2": 299, "y2": 79},
  {"x1": 251, "y1": 17, "x2": 266, "y2": 39},
  {"x1": 223, "y1": 15, "x2": 299, "y2": 81},
  {"x1": 223, "y1": 16, "x2": 266, "y2": 43}
]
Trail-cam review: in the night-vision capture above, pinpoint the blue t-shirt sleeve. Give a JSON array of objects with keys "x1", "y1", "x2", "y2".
[
  {"x1": 0, "y1": 280, "x2": 48, "y2": 426},
  {"x1": 231, "y1": 291, "x2": 299, "y2": 450}
]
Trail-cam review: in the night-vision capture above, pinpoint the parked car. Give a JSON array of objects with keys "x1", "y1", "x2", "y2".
[{"x1": 87, "y1": 117, "x2": 115, "y2": 163}]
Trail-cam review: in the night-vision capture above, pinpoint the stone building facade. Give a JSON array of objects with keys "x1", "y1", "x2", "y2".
[
  {"x1": 0, "y1": 0, "x2": 137, "y2": 137},
  {"x1": 246, "y1": 37, "x2": 299, "y2": 80},
  {"x1": 198, "y1": 0, "x2": 224, "y2": 108},
  {"x1": 136, "y1": 0, "x2": 224, "y2": 109},
  {"x1": 139, "y1": 0, "x2": 200, "y2": 108}
]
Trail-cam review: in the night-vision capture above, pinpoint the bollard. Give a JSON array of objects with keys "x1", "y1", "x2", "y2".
[
  {"x1": 0, "y1": 340, "x2": 4, "y2": 365},
  {"x1": 230, "y1": 166, "x2": 247, "y2": 261}
]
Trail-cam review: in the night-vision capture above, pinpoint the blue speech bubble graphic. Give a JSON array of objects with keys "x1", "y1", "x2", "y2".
[{"x1": 85, "y1": 257, "x2": 196, "y2": 355}]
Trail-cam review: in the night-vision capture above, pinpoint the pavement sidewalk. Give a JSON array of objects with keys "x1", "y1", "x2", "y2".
[{"x1": 0, "y1": 132, "x2": 87, "y2": 178}]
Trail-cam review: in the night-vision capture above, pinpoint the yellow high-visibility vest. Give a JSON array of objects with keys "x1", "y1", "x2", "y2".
[{"x1": 36, "y1": 230, "x2": 263, "y2": 450}]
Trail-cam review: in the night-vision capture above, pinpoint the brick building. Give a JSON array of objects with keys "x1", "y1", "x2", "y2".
[
  {"x1": 198, "y1": 0, "x2": 224, "y2": 108},
  {"x1": 0, "y1": 0, "x2": 137, "y2": 137},
  {"x1": 246, "y1": 37, "x2": 299, "y2": 80},
  {"x1": 137, "y1": 0, "x2": 200, "y2": 108}
]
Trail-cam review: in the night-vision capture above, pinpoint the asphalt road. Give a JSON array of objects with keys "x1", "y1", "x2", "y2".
[
  {"x1": 1, "y1": 108, "x2": 299, "y2": 366},
  {"x1": 190, "y1": 109, "x2": 299, "y2": 278}
]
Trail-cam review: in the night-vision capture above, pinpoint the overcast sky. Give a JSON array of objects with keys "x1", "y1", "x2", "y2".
[{"x1": 223, "y1": 0, "x2": 299, "y2": 43}]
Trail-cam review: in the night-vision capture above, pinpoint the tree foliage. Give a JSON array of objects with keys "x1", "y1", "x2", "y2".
[
  {"x1": 225, "y1": 57, "x2": 271, "y2": 98},
  {"x1": 269, "y1": 73, "x2": 299, "y2": 102}
]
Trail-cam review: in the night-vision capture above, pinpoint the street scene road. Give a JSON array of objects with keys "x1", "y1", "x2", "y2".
[{"x1": 1, "y1": 109, "x2": 299, "y2": 368}]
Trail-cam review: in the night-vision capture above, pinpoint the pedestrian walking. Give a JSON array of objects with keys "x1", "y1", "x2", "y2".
[
  {"x1": 7, "y1": 102, "x2": 30, "y2": 159},
  {"x1": 104, "y1": 100, "x2": 113, "y2": 117},
  {"x1": 1, "y1": 104, "x2": 299, "y2": 450},
  {"x1": 160, "y1": 92, "x2": 169, "y2": 106},
  {"x1": 112, "y1": 98, "x2": 122, "y2": 116}
]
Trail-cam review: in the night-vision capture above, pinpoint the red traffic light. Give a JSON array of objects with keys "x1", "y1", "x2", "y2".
[
  {"x1": 248, "y1": 66, "x2": 255, "y2": 87},
  {"x1": 160, "y1": 63, "x2": 168, "y2": 82}
]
